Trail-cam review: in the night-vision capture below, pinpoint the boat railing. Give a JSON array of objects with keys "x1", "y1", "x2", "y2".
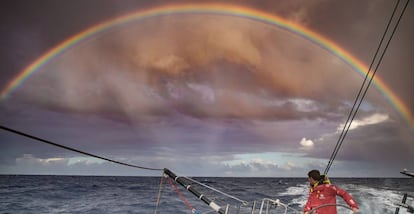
[
  {"x1": 219, "y1": 197, "x2": 299, "y2": 214},
  {"x1": 394, "y1": 193, "x2": 414, "y2": 214},
  {"x1": 395, "y1": 170, "x2": 414, "y2": 214},
  {"x1": 235, "y1": 198, "x2": 354, "y2": 214},
  {"x1": 257, "y1": 198, "x2": 290, "y2": 214}
]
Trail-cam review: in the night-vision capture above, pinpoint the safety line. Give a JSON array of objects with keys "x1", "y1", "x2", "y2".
[{"x1": 184, "y1": 176, "x2": 248, "y2": 205}]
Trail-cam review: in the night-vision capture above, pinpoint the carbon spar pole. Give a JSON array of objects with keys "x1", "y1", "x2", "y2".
[{"x1": 163, "y1": 168, "x2": 226, "y2": 214}]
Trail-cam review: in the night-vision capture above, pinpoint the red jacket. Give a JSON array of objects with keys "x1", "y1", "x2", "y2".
[{"x1": 304, "y1": 183, "x2": 358, "y2": 214}]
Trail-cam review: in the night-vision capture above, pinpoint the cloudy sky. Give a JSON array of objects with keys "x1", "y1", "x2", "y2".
[{"x1": 0, "y1": 0, "x2": 413, "y2": 177}]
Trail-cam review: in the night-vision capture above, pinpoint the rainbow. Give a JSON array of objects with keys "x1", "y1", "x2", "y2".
[{"x1": 1, "y1": 3, "x2": 413, "y2": 129}]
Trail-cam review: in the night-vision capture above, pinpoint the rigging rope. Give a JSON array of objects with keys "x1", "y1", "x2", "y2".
[
  {"x1": 0, "y1": 125, "x2": 163, "y2": 171},
  {"x1": 184, "y1": 176, "x2": 248, "y2": 205},
  {"x1": 1, "y1": 123, "x2": 248, "y2": 212},
  {"x1": 324, "y1": 0, "x2": 410, "y2": 175},
  {"x1": 154, "y1": 173, "x2": 165, "y2": 214}
]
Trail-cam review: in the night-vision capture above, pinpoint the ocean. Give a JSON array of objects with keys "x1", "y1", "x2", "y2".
[{"x1": 1, "y1": 175, "x2": 413, "y2": 213}]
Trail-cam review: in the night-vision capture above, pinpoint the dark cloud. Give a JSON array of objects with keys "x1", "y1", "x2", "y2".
[{"x1": 9, "y1": 14, "x2": 372, "y2": 121}]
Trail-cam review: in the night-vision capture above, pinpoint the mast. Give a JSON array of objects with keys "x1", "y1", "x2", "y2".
[{"x1": 163, "y1": 168, "x2": 226, "y2": 214}]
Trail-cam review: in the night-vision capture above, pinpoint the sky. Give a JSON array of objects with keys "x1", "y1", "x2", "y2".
[{"x1": 0, "y1": 0, "x2": 413, "y2": 177}]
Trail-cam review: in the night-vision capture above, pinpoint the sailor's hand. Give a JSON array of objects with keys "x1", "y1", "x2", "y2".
[
  {"x1": 303, "y1": 212, "x2": 309, "y2": 214},
  {"x1": 351, "y1": 208, "x2": 359, "y2": 213}
]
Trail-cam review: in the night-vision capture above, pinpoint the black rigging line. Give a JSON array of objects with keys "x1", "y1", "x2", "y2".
[
  {"x1": 0, "y1": 125, "x2": 163, "y2": 171},
  {"x1": 325, "y1": 0, "x2": 401, "y2": 175},
  {"x1": 324, "y1": 0, "x2": 410, "y2": 175}
]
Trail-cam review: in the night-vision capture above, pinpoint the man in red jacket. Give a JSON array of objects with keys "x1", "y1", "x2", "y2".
[{"x1": 303, "y1": 170, "x2": 359, "y2": 214}]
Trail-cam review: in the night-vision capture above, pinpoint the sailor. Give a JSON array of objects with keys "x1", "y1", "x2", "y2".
[{"x1": 303, "y1": 169, "x2": 359, "y2": 214}]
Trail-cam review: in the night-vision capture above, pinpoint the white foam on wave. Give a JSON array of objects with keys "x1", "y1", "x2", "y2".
[
  {"x1": 347, "y1": 184, "x2": 412, "y2": 214},
  {"x1": 278, "y1": 183, "x2": 309, "y2": 206}
]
